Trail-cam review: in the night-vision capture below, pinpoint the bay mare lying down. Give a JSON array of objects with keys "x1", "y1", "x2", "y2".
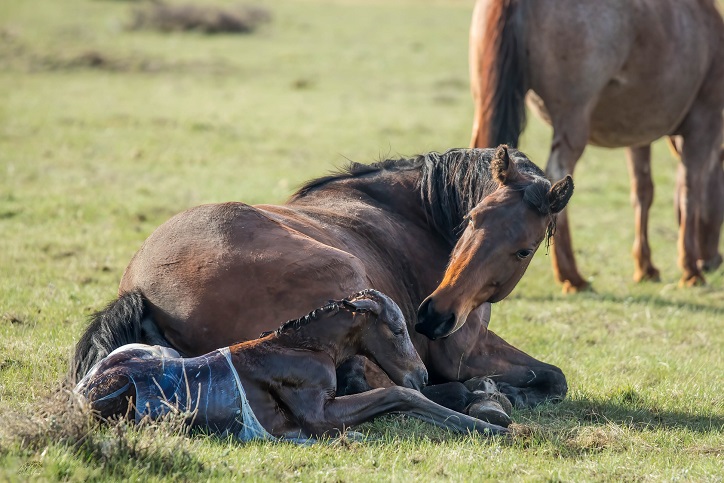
[{"x1": 74, "y1": 290, "x2": 509, "y2": 441}]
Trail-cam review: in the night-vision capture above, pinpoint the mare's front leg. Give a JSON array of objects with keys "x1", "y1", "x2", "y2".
[
  {"x1": 545, "y1": 109, "x2": 591, "y2": 293},
  {"x1": 626, "y1": 145, "x2": 660, "y2": 282},
  {"x1": 425, "y1": 304, "x2": 567, "y2": 408},
  {"x1": 292, "y1": 386, "x2": 508, "y2": 438}
]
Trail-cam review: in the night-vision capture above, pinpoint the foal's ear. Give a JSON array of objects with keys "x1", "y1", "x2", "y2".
[
  {"x1": 491, "y1": 145, "x2": 522, "y2": 185},
  {"x1": 343, "y1": 298, "x2": 382, "y2": 316},
  {"x1": 547, "y1": 175, "x2": 574, "y2": 214}
]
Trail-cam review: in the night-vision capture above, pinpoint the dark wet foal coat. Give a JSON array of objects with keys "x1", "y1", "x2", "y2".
[{"x1": 74, "y1": 290, "x2": 508, "y2": 440}]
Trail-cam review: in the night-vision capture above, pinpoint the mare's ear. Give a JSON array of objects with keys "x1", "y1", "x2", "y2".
[
  {"x1": 491, "y1": 145, "x2": 522, "y2": 185},
  {"x1": 343, "y1": 298, "x2": 382, "y2": 315},
  {"x1": 548, "y1": 175, "x2": 574, "y2": 214}
]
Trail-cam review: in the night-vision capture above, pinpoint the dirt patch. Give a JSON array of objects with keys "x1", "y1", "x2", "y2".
[{"x1": 129, "y1": 2, "x2": 271, "y2": 34}]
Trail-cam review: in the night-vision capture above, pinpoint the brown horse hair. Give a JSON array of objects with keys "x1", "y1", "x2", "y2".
[
  {"x1": 258, "y1": 289, "x2": 378, "y2": 338},
  {"x1": 293, "y1": 148, "x2": 552, "y2": 246},
  {"x1": 474, "y1": 0, "x2": 527, "y2": 148}
]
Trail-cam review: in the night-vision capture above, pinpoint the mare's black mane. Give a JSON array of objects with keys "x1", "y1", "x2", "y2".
[{"x1": 291, "y1": 148, "x2": 552, "y2": 243}]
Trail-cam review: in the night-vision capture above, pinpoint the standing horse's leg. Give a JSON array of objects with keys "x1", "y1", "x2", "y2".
[
  {"x1": 626, "y1": 144, "x2": 660, "y2": 282},
  {"x1": 676, "y1": 106, "x2": 723, "y2": 286},
  {"x1": 697, "y1": 156, "x2": 724, "y2": 272},
  {"x1": 545, "y1": 111, "x2": 591, "y2": 293}
]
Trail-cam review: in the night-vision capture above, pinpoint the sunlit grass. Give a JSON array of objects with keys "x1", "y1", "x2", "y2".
[{"x1": 1, "y1": 0, "x2": 722, "y2": 480}]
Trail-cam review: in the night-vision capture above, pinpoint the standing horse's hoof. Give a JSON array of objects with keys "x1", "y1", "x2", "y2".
[
  {"x1": 699, "y1": 254, "x2": 723, "y2": 273},
  {"x1": 679, "y1": 273, "x2": 706, "y2": 287},
  {"x1": 633, "y1": 266, "x2": 660, "y2": 283},
  {"x1": 561, "y1": 280, "x2": 591, "y2": 294}
]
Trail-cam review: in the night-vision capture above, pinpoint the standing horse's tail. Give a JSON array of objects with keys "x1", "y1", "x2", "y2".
[
  {"x1": 469, "y1": 0, "x2": 527, "y2": 148},
  {"x1": 71, "y1": 290, "x2": 150, "y2": 384}
]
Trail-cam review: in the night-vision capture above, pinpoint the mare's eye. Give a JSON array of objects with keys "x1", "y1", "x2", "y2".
[
  {"x1": 391, "y1": 326, "x2": 405, "y2": 336},
  {"x1": 516, "y1": 249, "x2": 533, "y2": 260}
]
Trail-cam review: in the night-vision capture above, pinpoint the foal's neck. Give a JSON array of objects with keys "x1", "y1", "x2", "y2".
[{"x1": 272, "y1": 316, "x2": 359, "y2": 366}]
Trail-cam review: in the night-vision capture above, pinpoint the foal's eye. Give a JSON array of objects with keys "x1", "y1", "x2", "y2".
[{"x1": 516, "y1": 249, "x2": 533, "y2": 260}]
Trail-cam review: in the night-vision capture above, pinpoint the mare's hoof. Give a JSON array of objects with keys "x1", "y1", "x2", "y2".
[
  {"x1": 679, "y1": 273, "x2": 706, "y2": 287},
  {"x1": 467, "y1": 397, "x2": 512, "y2": 428},
  {"x1": 561, "y1": 280, "x2": 591, "y2": 294},
  {"x1": 699, "y1": 254, "x2": 723, "y2": 273},
  {"x1": 634, "y1": 266, "x2": 660, "y2": 283}
]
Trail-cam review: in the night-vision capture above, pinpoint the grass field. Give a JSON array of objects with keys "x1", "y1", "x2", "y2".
[{"x1": 1, "y1": 0, "x2": 723, "y2": 480}]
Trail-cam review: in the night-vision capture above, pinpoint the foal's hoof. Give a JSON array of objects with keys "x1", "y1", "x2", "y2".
[
  {"x1": 679, "y1": 273, "x2": 706, "y2": 287},
  {"x1": 464, "y1": 376, "x2": 513, "y2": 415},
  {"x1": 467, "y1": 397, "x2": 512, "y2": 428}
]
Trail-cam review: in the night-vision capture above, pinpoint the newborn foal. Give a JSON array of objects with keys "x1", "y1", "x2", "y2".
[{"x1": 74, "y1": 290, "x2": 508, "y2": 441}]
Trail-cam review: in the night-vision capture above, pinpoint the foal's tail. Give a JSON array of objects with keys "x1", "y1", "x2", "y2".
[
  {"x1": 71, "y1": 290, "x2": 149, "y2": 384},
  {"x1": 469, "y1": 0, "x2": 527, "y2": 148}
]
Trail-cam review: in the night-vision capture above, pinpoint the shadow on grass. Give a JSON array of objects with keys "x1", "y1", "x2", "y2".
[
  {"x1": 519, "y1": 289, "x2": 724, "y2": 318},
  {"x1": 518, "y1": 394, "x2": 724, "y2": 434}
]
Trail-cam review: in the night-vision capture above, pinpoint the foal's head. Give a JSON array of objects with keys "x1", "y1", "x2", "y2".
[
  {"x1": 340, "y1": 289, "x2": 427, "y2": 391},
  {"x1": 416, "y1": 146, "x2": 574, "y2": 339}
]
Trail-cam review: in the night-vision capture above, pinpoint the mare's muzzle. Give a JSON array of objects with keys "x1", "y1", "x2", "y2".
[{"x1": 415, "y1": 297, "x2": 456, "y2": 340}]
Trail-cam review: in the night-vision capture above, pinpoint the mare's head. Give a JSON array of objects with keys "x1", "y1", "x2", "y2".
[
  {"x1": 341, "y1": 290, "x2": 427, "y2": 391},
  {"x1": 416, "y1": 146, "x2": 573, "y2": 339}
]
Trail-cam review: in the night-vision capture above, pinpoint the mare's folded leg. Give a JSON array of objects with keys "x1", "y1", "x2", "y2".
[{"x1": 426, "y1": 304, "x2": 567, "y2": 408}]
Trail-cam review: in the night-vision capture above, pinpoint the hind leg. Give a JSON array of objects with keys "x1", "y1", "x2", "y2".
[
  {"x1": 626, "y1": 145, "x2": 660, "y2": 282},
  {"x1": 698, "y1": 159, "x2": 724, "y2": 271},
  {"x1": 336, "y1": 355, "x2": 512, "y2": 426},
  {"x1": 676, "y1": 105, "x2": 723, "y2": 285}
]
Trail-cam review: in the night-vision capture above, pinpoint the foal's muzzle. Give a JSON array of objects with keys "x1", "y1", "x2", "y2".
[
  {"x1": 402, "y1": 367, "x2": 428, "y2": 392},
  {"x1": 415, "y1": 297, "x2": 457, "y2": 340}
]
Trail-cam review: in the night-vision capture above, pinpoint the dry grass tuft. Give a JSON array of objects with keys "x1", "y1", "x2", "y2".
[
  {"x1": 130, "y1": 2, "x2": 271, "y2": 34},
  {"x1": 564, "y1": 424, "x2": 630, "y2": 453},
  {"x1": 0, "y1": 385, "x2": 206, "y2": 478}
]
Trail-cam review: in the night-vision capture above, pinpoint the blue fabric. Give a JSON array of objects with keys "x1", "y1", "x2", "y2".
[{"x1": 75, "y1": 344, "x2": 277, "y2": 442}]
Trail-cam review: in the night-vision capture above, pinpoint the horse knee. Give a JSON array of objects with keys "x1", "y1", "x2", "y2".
[
  {"x1": 335, "y1": 356, "x2": 373, "y2": 396},
  {"x1": 421, "y1": 382, "x2": 471, "y2": 413}
]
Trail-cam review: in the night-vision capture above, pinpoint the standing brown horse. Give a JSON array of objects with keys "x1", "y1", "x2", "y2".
[
  {"x1": 470, "y1": 0, "x2": 724, "y2": 291},
  {"x1": 75, "y1": 290, "x2": 508, "y2": 441},
  {"x1": 72, "y1": 146, "x2": 573, "y2": 409}
]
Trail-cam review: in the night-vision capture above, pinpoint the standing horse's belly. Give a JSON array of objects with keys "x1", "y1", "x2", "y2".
[
  {"x1": 528, "y1": 73, "x2": 703, "y2": 148},
  {"x1": 119, "y1": 202, "x2": 372, "y2": 355}
]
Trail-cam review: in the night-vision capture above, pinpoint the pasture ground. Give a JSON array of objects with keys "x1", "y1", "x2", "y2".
[{"x1": 1, "y1": 0, "x2": 723, "y2": 480}]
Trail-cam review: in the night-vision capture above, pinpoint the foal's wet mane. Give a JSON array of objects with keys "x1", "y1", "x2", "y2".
[
  {"x1": 291, "y1": 148, "x2": 555, "y2": 244},
  {"x1": 259, "y1": 289, "x2": 377, "y2": 338}
]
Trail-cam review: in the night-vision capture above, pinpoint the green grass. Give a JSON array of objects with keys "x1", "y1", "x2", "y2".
[{"x1": 1, "y1": 0, "x2": 723, "y2": 480}]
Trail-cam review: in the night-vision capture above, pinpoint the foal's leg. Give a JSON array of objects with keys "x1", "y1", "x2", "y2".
[
  {"x1": 625, "y1": 144, "x2": 660, "y2": 282},
  {"x1": 301, "y1": 387, "x2": 508, "y2": 437}
]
